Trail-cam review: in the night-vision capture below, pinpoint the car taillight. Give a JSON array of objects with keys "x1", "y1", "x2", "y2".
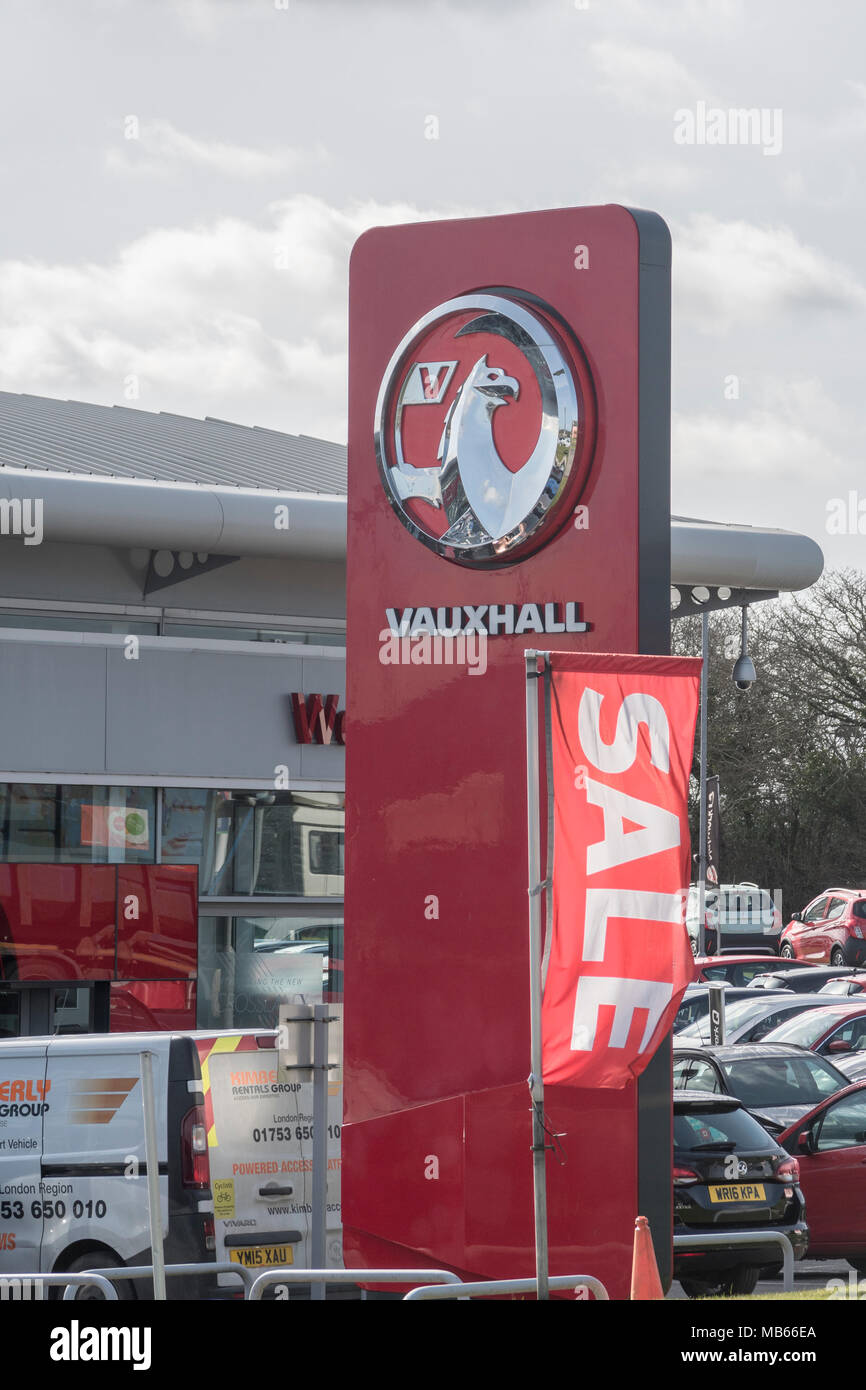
[
  {"x1": 775, "y1": 1156, "x2": 800, "y2": 1182},
  {"x1": 673, "y1": 1166, "x2": 700, "y2": 1184},
  {"x1": 181, "y1": 1104, "x2": 210, "y2": 1189}
]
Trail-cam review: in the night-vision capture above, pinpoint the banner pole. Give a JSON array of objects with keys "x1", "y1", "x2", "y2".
[
  {"x1": 697, "y1": 610, "x2": 709, "y2": 955},
  {"x1": 525, "y1": 649, "x2": 550, "y2": 1302}
]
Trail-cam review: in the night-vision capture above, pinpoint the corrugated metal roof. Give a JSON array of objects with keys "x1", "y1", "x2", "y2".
[{"x1": 0, "y1": 392, "x2": 347, "y2": 496}]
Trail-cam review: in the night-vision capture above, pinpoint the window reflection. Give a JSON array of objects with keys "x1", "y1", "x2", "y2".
[
  {"x1": 197, "y1": 914, "x2": 343, "y2": 1029},
  {"x1": 0, "y1": 785, "x2": 155, "y2": 863},
  {"x1": 162, "y1": 789, "x2": 344, "y2": 896}
]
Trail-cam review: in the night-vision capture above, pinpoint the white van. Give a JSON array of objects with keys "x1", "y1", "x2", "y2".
[{"x1": 0, "y1": 1032, "x2": 215, "y2": 1299}]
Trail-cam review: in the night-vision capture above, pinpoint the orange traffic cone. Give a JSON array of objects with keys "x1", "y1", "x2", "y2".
[{"x1": 630, "y1": 1214, "x2": 664, "y2": 1300}]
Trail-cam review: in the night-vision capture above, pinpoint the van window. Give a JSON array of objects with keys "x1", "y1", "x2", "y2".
[
  {"x1": 0, "y1": 988, "x2": 20, "y2": 1037},
  {"x1": 308, "y1": 830, "x2": 344, "y2": 877}
]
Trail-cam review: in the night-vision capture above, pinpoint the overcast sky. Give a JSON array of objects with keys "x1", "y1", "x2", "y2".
[{"x1": 0, "y1": 0, "x2": 863, "y2": 570}]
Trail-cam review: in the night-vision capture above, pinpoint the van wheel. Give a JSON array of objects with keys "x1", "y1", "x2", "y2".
[{"x1": 64, "y1": 1252, "x2": 136, "y2": 1301}]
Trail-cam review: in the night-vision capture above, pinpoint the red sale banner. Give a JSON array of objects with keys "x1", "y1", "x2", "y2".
[{"x1": 542, "y1": 652, "x2": 702, "y2": 1088}]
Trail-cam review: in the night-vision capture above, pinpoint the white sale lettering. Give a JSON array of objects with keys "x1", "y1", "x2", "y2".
[
  {"x1": 572, "y1": 687, "x2": 677, "y2": 1056},
  {"x1": 542, "y1": 657, "x2": 700, "y2": 1088}
]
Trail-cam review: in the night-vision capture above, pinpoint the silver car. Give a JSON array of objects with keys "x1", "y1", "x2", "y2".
[{"x1": 675, "y1": 993, "x2": 838, "y2": 1046}]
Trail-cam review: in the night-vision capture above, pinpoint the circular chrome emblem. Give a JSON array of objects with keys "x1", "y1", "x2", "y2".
[{"x1": 374, "y1": 292, "x2": 591, "y2": 566}]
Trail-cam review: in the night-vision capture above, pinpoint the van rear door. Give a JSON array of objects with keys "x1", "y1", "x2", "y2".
[
  {"x1": 40, "y1": 1036, "x2": 172, "y2": 1276},
  {"x1": 195, "y1": 1031, "x2": 343, "y2": 1290},
  {"x1": 0, "y1": 1041, "x2": 48, "y2": 1283}
]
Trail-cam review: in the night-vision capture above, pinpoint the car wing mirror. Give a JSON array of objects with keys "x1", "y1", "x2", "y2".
[
  {"x1": 827, "y1": 1040, "x2": 853, "y2": 1054},
  {"x1": 797, "y1": 1130, "x2": 816, "y2": 1155}
]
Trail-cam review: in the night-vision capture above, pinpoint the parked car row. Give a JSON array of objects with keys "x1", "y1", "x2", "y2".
[
  {"x1": 689, "y1": 883, "x2": 866, "y2": 966},
  {"x1": 673, "y1": 957, "x2": 866, "y2": 1296},
  {"x1": 676, "y1": 992, "x2": 837, "y2": 1046}
]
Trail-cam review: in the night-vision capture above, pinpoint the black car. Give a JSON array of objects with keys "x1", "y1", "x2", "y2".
[
  {"x1": 747, "y1": 967, "x2": 857, "y2": 993},
  {"x1": 673, "y1": 1091, "x2": 808, "y2": 1298},
  {"x1": 673, "y1": 1042, "x2": 851, "y2": 1132}
]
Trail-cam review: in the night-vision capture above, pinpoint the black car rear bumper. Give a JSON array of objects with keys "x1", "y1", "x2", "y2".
[{"x1": 674, "y1": 1223, "x2": 808, "y2": 1276}]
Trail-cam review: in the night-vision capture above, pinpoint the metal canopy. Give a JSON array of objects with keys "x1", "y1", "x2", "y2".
[
  {"x1": 670, "y1": 515, "x2": 823, "y2": 593},
  {"x1": 0, "y1": 473, "x2": 825, "y2": 598}
]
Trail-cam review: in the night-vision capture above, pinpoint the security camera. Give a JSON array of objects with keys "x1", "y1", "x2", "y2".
[
  {"x1": 732, "y1": 605, "x2": 757, "y2": 690},
  {"x1": 732, "y1": 653, "x2": 756, "y2": 690}
]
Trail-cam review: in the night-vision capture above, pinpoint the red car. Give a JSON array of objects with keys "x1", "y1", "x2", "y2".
[
  {"x1": 780, "y1": 889, "x2": 866, "y2": 967},
  {"x1": 762, "y1": 1002, "x2": 866, "y2": 1058},
  {"x1": 779, "y1": 1081, "x2": 866, "y2": 1271},
  {"x1": 692, "y1": 955, "x2": 813, "y2": 988}
]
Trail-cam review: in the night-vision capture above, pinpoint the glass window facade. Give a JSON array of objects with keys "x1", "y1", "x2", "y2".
[
  {"x1": 0, "y1": 783, "x2": 345, "y2": 1036},
  {"x1": 197, "y1": 913, "x2": 343, "y2": 1029},
  {"x1": 164, "y1": 622, "x2": 345, "y2": 646},
  {"x1": 0, "y1": 785, "x2": 156, "y2": 863},
  {"x1": 0, "y1": 614, "x2": 158, "y2": 635}
]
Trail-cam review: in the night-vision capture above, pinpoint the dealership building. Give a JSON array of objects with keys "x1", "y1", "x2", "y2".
[{"x1": 0, "y1": 390, "x2": 823, "y2": 1038}]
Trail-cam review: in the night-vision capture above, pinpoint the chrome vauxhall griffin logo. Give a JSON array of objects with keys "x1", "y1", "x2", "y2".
[{"x1": 374, "y1": 292, "x2": 591, "y2": 565}]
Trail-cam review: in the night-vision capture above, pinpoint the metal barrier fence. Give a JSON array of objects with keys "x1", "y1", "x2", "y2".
[
  {"x1": 404, "y1": 1275, "x2": 610, "y2": 1300},
  {"x1": 10, "y1": 1261, "x2": 608, "y2": 1301},
  {"x1": 59, "y1": 1260, "x2": 256, "y2": 1300},
  {"x1": 18, "y1": 1241, "x2": 796, "y2": 1300},
  {"x1": 247, "y1": 1268, "x2": 464, "y2": 1299},
  {"x1": 673, "y1": 1230, "x2": 795, "y2": 1291}
]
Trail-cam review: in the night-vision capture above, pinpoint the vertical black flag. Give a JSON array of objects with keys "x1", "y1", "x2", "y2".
[{"x1": 705, "y1": 774, "x2": 721, "y2": 887}]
